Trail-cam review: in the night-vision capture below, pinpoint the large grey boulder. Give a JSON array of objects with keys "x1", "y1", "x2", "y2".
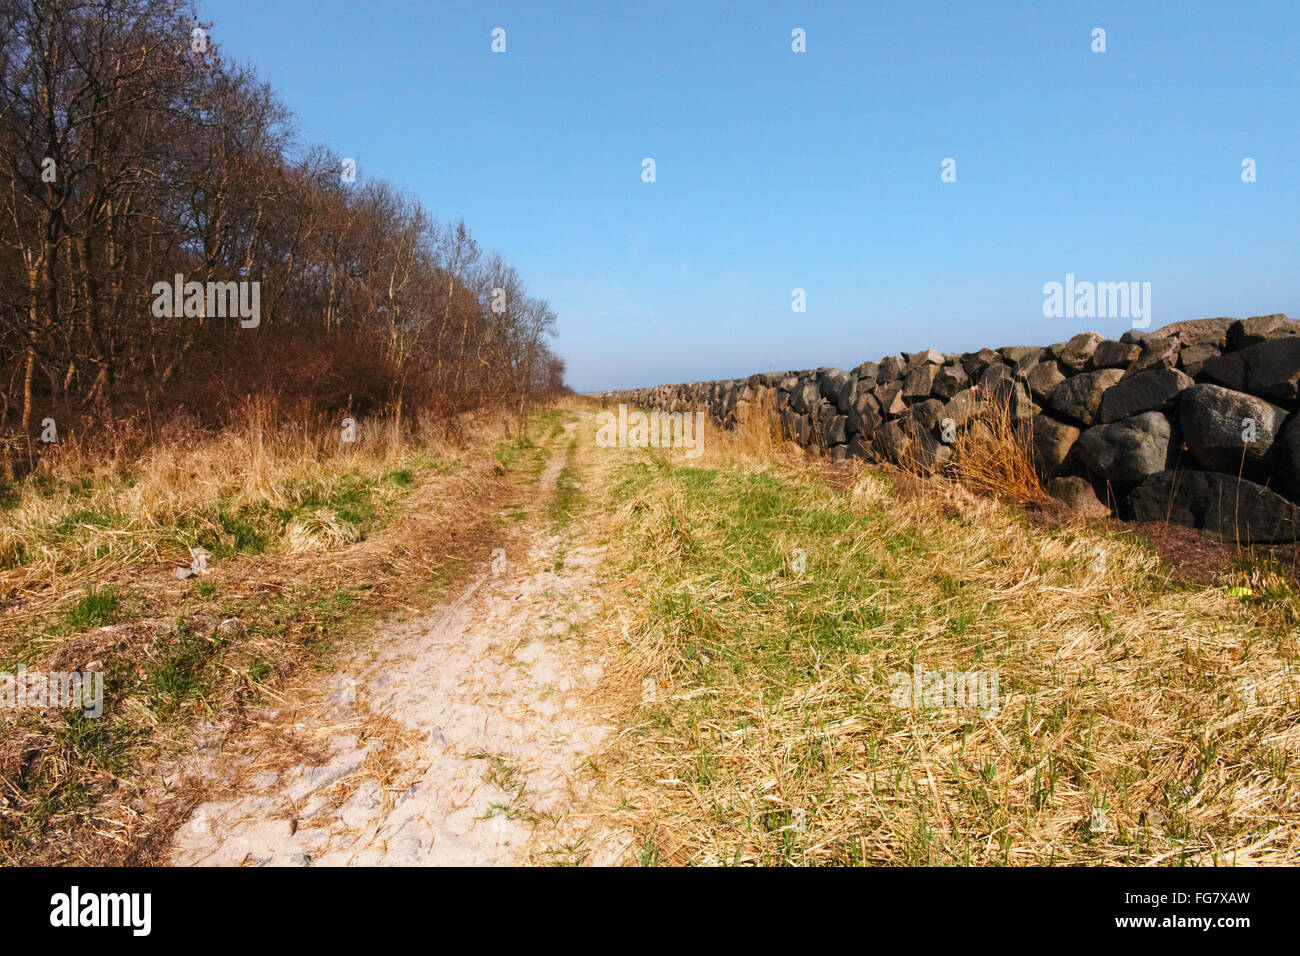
[
  {"x1": 874, "y1": 420, "x2": 911, "y2": 464},
  {"x1": 1240, "y1": 337, "x2": 1300, "y2": 402},
  {"x1": 1087, "y1": 339, "x2": 1141, "y2": 370},
  {"x1": 932, "y1": 363, "x2": 969, "y2": 400},
  {"x1": 876, "y1": 381, "x2": 907, "y2": 416},
  {"x1": 1202, "y1": 351, "x2": 1247, "y2": 391},
  {"x1": 960, "y1": 348, "x2": 1001, "y2": 379},
  {"x1": 904, "y1": 398, "x2": 945, "y2": 430},
  {"x1": 1053, "y1": 332, "x2": 1104, "y2": 372},
  {"x1": 1179, "y1": 383, "x2": 1287, "y2": 471},
  {"x1": 1075, "y1": 412, "x2": 1172, "y2": 485},
  {"x1": 903, "y1": 348, "x2": 944, "y2": 367},
  {"x1": 1026, "y1": 360, "x2": 1066, "y2": 402},
  {"x1": 818, "y1": 368, "x2": 856, "y2": 411},
  {"x1": 877, "y1": 356, "x2": 905, "y2": 383},
  {"x1": 1123, "y1": 336, "x2": 1180, "y2": 377},
  {"x1": 1009, "y1": 381, "x2": 1041, "y2": 420},
  {"x1": 1150, "y1": 316, "x2": 1235, "y2": 347},
  {"x1": 999, "y1": 346, "x2": 1044, "y2": 373},
  {"x1": 1047, "y1": 476, "x2": 1110, "y2": 518},
  {"x1": 1178, "y1": 343, "x2": 1221, "y2": 377},
  {"x1": 816, "y1": 400, "x2": 837, "y2": 433},
  {"x1": 824, "y1": 413, "x2": 848, "y2": 445},
  {"x1": 978, "y1": 362, "x2": 1019, "y2": 402},
  {"x1": 902, "y1": 364, "x2": 939, "y2": 400},
  {"x1": 1099, "y1": 368, "x2": 1193, "y2": 423},
  {"x1": 942, "y1": 388, "x2": 980, "y2": 428},
  {"x1": 847, "y1": 389, "x2": 882, "y2": 437},
  {"x1": 880, "y1": 420, "x2": 951, "y2": 473},
  {"x1": 1031, "y1": 415, "x2": 1081, "y2": 475},
  {"x1": 1274, "y1": 413, "x2": 1300, "y2": 495},
  {"x1": 847, "y1": 432, "x2": 875, "y2": 461},
  {"x1": 1131, "y1": 470, "x2": 1300, "y2": 543},
  {"x1": 1049, "y1": 367, "x2": 1125, "y2": 425},
  {"x1": 790, "y1": 380, "x2": 820, "y2": 414},
  {"x1": 1226, "y1": 314, "x2": 1297, "y2": 350},
  {"x1": 780, "y1": 408, "x2": 810, "y2": 445}
]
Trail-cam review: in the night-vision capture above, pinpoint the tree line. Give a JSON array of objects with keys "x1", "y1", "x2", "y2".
[{"x1": 0, "y1": 0, "x2": 566, "y2": 456}]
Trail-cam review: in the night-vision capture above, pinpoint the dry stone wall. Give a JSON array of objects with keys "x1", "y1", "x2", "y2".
[{"x1": 599, "y1": 314, "x2": 1300, "y2": 544}]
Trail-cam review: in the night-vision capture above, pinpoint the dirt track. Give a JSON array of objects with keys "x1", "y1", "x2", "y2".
[{"x1": 169, "y1": 415, "x2": 627, "y2": 866}]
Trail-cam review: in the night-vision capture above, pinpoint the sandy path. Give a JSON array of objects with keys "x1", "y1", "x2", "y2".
[{"x1": 170, "y1": 418, "x2": 623, "y2": 865}]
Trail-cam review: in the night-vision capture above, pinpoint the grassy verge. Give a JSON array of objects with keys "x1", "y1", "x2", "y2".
[
  {"x1": 1, "y1": 409, "x2": 453, "y2": 587},
  {"x1": 589, "y1": 418, "x2": 1300, "y2": 866}
]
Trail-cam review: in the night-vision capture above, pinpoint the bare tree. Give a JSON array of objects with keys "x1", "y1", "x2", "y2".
[{"x1": 0, "y1": 0, "x2": 564, "y2": 466}]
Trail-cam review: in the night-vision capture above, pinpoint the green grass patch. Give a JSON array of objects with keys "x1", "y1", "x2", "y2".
[
  {"x1": 62, "y1": 584, "x2": 123, "y2": 631},
  {"x1": 493, "y1": 435, "x2": 536, "y2": 470},
  {"x1": 52, "y1": 508, "x2": 120, "y2": 536},
  {"x1": 549, "y1": 439, "x2": 582, "y2": 529}
]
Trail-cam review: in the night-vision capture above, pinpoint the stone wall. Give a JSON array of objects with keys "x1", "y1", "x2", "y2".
[{"x1": 599, "y1": 314, "x2": 1300, "y2": 543}]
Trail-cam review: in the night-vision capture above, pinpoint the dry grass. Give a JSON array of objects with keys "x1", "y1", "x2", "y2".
[
  {"x1": 2, "y1": 395, "x2": 453, "y2": 606},
  {"x1": 947, "y1": 394, "x2": 1047, "y2": 503},
  {"x1": 285, "y1": 510, "x2": 364, "y2": 553},
  {"x1": 694, "y1": 405, "x2": 804, "y2": 471},
  {"x1": 579, "y1": 415, "x2": 1300, "y2": 866}
]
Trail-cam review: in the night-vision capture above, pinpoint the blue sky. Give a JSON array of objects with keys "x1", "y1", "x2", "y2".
[{"x1": 203, "y1": 0, "x2": 1299, "y2": 392}]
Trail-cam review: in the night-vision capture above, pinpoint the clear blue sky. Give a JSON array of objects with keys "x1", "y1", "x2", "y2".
[{"x1": 202, "y1": 0, "x2": 1299, "y2": 392}]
